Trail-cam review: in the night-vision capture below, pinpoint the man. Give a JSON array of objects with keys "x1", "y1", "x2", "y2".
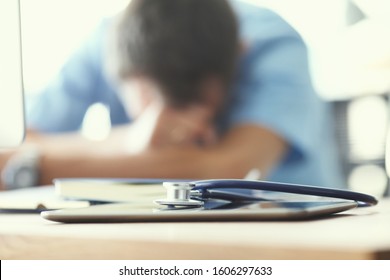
[{"x1": 0, "y1": 0, "x2": 344, "y2": 190}]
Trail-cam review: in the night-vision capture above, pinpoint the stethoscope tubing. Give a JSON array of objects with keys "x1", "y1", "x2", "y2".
[{"x1": 191, "y1": 179, "x2": 378, "y2": 207}]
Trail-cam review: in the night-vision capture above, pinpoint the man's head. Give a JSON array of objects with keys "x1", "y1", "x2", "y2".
[{"x1": 108, "y1": 0, "x2": 239, "y2": 111}]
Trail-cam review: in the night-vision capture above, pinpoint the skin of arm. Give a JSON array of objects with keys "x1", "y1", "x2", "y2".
[
  {"x1": 37, "y1": 123, "x2": 287, "y2": 184},
  {"x1": 0, "y1": 96, "x2": 287, "y2": 187}
]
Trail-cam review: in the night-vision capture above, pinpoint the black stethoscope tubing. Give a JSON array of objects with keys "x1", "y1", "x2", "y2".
[{"x1": 190, "y1": 179, "x2": 378, "y2": 207}]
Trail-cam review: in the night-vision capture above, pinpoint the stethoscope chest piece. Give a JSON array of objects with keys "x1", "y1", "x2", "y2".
[{"x1": 154, "y1": 182, "x2": 203, "y2": 207}]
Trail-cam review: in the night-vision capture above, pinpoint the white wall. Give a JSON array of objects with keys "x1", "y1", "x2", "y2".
[{"x1": 21, "y1": 0, "x2": 129, "y2": 94}]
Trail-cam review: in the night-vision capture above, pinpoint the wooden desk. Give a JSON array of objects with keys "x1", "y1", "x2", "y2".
[{"x1": 1, "y1": 199, "x2": 389, "y2": 260}]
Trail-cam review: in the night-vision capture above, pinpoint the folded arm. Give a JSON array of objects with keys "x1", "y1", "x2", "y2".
[
  {"x1": 2, "y1": 99, "x2": 287, "y2": 188},
  {"x1": 37, "y1": 123, "x2": 287, "y2": 184}
]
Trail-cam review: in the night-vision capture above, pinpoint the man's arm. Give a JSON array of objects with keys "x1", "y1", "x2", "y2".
[
  {"x1": 2, "y1": 99, "x2": 287, "y2": 189},
  {"x1": 0, "y1": 125, "x2": 130, "y2": 189},
  {"x1": 37, "y1": 124, "x2": 287, "y2": 184}
]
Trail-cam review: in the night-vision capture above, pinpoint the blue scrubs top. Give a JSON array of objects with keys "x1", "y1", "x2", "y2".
[{"x1": 27, "y1": 1, "x2": 345, "y2": 188}]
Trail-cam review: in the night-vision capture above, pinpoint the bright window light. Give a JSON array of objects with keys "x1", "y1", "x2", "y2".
[
  {"x1": 348, "y1": 96, "x2": 388, "y2": 161},
  {"x1": 81, "y1": 103, "x2": 111, "y2": 141},
  {"x1": 21, "y1": 0, "x2": 129, "y2": 94},
  {"x1": 348, "y1": 164, "x2": 388, "y2": 197}
]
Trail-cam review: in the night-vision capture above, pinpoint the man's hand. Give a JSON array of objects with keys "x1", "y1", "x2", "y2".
[{"x1": 125, "y1": 101, "x2": 217, "y2": 154}]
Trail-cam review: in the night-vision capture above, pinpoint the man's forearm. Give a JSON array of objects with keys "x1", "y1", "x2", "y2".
[
  {"x1": 39, "y1": 147, "x2": 221, "y2": 184},
  {"x1": 37, "y1": 124, "x2": 287, "y2": 184}
]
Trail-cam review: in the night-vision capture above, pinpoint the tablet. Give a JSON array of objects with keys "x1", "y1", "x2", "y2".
[{"x1": 41, "y1": 199, "x2": 358, "y2": 223}]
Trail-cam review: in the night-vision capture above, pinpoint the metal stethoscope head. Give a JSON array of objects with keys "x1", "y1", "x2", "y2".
[
  {"x1": 154, "y1": 179, "x2": 379, "y2": 208},
  {"x1": 154, "y1": 182, "x2": 204, "y2": 207}
]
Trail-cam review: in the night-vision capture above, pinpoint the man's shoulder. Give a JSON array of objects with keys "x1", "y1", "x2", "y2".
[
  {"x1": 230, "y1": 0, "x2": 279, "y2": 21},
  {"x1": 229, "y1": 0, "x2": 300, "y2": 40}
]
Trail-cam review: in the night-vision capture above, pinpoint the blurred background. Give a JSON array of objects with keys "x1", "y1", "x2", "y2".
[{"x1": 20, "y1": 0, "x2": 390, "y2": 197}]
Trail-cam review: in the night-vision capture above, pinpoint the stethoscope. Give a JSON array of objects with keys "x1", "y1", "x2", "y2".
[{"x1": 154, "y1": 179, "x2": 378, "y2": 208}]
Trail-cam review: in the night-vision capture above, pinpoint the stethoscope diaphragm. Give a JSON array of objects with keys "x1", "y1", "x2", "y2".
[{"x1": 154, "y1": 182, "x2": 203, "y2": 207}]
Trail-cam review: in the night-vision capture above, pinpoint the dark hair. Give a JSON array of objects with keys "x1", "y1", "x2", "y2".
[{"x1": 109, "y1": 0, "x2": 239, "y2": 107}]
